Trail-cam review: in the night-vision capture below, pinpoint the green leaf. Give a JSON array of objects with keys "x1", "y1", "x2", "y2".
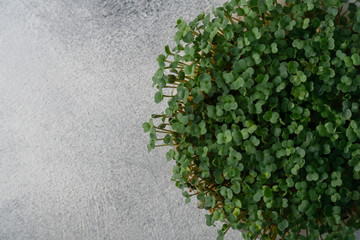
[
  {"x1": 227, "y1": 155, "x2": 238, "y2": 167},
  {"x1": 278, "y1": 219, "x2": 289, "y2": 231},
  {"x1": 184, "y1": 45, "x2": 195, "y2": 57},
  {"x1": 327, "y1": 6, "x2": 338, "y2": 17},
  {"x1": 336, "y1": 50, "x2": 346, "y2": 60},
  {"x1": 199, "y1": 73, "x2": 212, "y2": 93},
  {"x1": 154, "y1": 91, "x2": 163, "y2": 103},
  {"x1": 354, "y1": 23, "x2": 360, "y2": 33},
  {"x1": 217, "y1": 133, "x2": 224, "y2": 144},
  {"x1": 286, "y1": 178, "x2": 294, "y2": 187},
  {"x1": 224, "y1": 130, "x2": 232, "y2": 143},
  {"x1": 298, "y1": 200, "x2": 310, "y2": 212},
  {"x1": 325, "y1": 122, "x2": 335, "y2": 133},
  {"x1": 282, "y1": 198, "x2": 288, "y2": 208},
  {"x1": 292, "y1": 84, "x2": 308, "y2": 100},
  {"x1": 223, "y1": 71, "x2": 234, "y2": 84},
  {"x1": 142, "y1": 122, "x2": 151, "y2": 132},
  {"x1": 302, "y1": 18, "x2": 310, "y2": 29},
  {"x1": 344, "y1": 56, "x2": 353, "y2": 67},
  {"x1": 191, "y1": 87, "x2": 204, "y2": 103},
  {"x1": 230, "y1": 77, "x2": 245, "y2": 90},
  {"x1": 331, "y1": 178, "x2": 342, "y2": 187},
  {"x1": 341, "y1": 76, "x2": 352, "y2": 86},
  {"x1": 305, "y1": 205, "x2": 316, "y2": 217},
  {"x1": 231, "y1": 181, "x2": 241, "y2": 194},
  {"x1": 292, "y1": 39, "x2": 304, "y2": 49},
  {"x1": 275, "y1": 29, "x2": 285, "y2": 39},
  {"x1": 205, "y1": 214, "x2": 213, "y2": 226},
  {"x1": 205, "y1": 196, "x2": 215, "y2": 208},
  {"x1": 331, "y1": 193, "x2": 341, "y2": 202},
  {"x1": 250, "y1": 136, "x2": 260, "y2": 146},
  {"x1": 263, "y1": 186, "x2": 273, "y2": 198},
  {"x1": 182, "y1": 31, "x2": 194, "y2": 43},
  {"x1": 253, "y1": 189, "x2": 263, "y2": 202},
  {"x1": 233, "y1": 59, "x2": 247, "y2": 73},
  {"x1": 271, "y1": 42, "x2": 278, "y2": 53},
  {"x1": 224, "y1": 102, "x2": 238, "y2": 111},
  {"x1": 323, "y1": 144, "x2": 331, "y2": 154},
  {"x1": 177, "y1": 113, "x2": 189, "y2": 125},
  {"x1": 252, "y1": 27, "x2": 261, "y2": 40},
  {"x1": 352, "y1": 191, "x2": 360, "y2": 200},
  {"x1": 164, "y1": 45, "x2": 171, "y2": 55},
  {"x1": 245, "y1": 30, "x2": 256, "y2": 43},
  {"x1": 234, "y1": 199, "x2": 242, "y2": 208},
  {"x1": 156, "y1": 54, "x2": 166, "y2": 63},
  {"x1": 306, "y1": 172, "x2": 319, "y2": 181},
  {"x1": 166, "y1": 149, "x2": 175, "y2": 161},
  {"x1": 346, "y1": 127, "x2": 357, "y2": 142},
  {"x1": 279, "y1": 63, "x2": 288, "y2": 79},
  {"x1": 185, "y1": 64, "x2": 196, "y2": 76},
  {"x1": 252, "y1": 53, "x2": 262, "y2": 64},
  {"x1": 224, "y1": 30, "x2": 234, "y2": 41},
  {"x1": 228, "y1": 213, "x2": 238, "y2": 225},
  {"x1": 276, "y1": 82, "x2": 286, "y2": 92},
  {"x1": 241, "y1": 129, "x2": 249, "y2": 139},
  {"x1": 147, "y1": 140, "x2": 155, "y2": 152},
  {"x1": 351, "y1": 54, "x2": 360, "y2": 66},
  {"x1": 288, "y1": 61, "x2": 299, "y2": 74},
  {"x1": 270, "y1": 112, "x2": 280, "y2": 124},
  {"x1": 199, "y1": 121, "x2": 207, "y2": 135},
  {"x1": 226, "y1": 188, "x2": 233, "y2": 200},
  {"x1": 309, "y1": 189, "x2": 318, "y2": 202},
  {"x1": 217, "y1": 230, "x2": 224, "y2": 240},
  {"x1": 342, "y1": 109, "x2": 352, "y2": 120}
]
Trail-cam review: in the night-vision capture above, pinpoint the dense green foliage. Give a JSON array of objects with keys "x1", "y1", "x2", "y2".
[{"x1": 143, "y1": 0, "x2": 360, "y2": 239}]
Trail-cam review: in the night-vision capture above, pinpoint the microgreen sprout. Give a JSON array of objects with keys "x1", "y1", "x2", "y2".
[{"x1": 143, "y1": 0, "x2": 360, "y2": 239}]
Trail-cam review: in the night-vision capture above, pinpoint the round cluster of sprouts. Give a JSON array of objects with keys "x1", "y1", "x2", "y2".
[{"x1": 143, "y1": 0, "x2": 360, "y2": 239}]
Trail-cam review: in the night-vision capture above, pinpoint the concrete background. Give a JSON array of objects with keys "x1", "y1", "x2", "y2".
[{"x1": 0, "y1": 1, "x2": 359, "y2": 240}]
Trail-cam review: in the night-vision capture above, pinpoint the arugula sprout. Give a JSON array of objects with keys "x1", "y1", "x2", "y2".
[{"x1": 144, "y1": 0, "x2": 360, "y2": 239}]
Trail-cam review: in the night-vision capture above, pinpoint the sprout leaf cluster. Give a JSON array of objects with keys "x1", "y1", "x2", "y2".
[{"x1": 143, "y1": 0, "x2": 360, "y2": 239}]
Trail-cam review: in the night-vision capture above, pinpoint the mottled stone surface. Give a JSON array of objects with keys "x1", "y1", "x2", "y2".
[{"x1": 0, "y1": 1, "x2": 359, "y2": 240}]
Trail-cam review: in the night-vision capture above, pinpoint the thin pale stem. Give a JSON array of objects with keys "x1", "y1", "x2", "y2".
[
  {"x1": 152, "y1": 114, "x2": 169, "y2": 118},
  {"x1": 155, "y1": 144, "x2": 171, "y2": 147},
  {"x1": 225, "y1": 11, "x2": 234, "y2": 24},
  {"x1": 189, "y1": 191, "x2": 201, "y2": 196},
  {"x1": 191, "y1": 30, "x2": 199, "y2": 36},
  {"x1": 155, "y1": 130, "x2": 171, "y2": 134},
  {"x1": 230, "y1": 15, "x2": 240, "y2": 22},
  {"x1": 165, "y1": 60, "x2": 189, "y2": 66},
  {"x1": 224, "y1": 225, "x2": 231, "y2": 235},
  {"x1": 154, "y1": 126, "x2": 174, "y2": 132}
]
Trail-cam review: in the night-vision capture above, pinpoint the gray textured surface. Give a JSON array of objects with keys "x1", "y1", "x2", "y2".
[
  {"x1": 0, "y1": 1, "x2": 359, "y2": 240},
  {"x1": 0, "y1": 0, "x2": 242, "y2": 240}
]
